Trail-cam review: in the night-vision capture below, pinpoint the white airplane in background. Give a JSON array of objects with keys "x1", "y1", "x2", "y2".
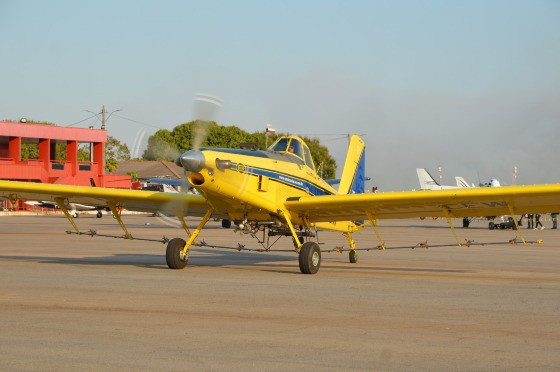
[
  {"x1": 25, "y1": 200, "x2": 108, "y2": 218},
  {"x1": 416, "y1": 168, "x2": 502, "y2": 228},
  {"x1": 416, "y1": 168, "x2": 500, "y2": 190}
]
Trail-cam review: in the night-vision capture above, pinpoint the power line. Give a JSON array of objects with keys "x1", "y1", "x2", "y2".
[
  {"x1": 66, "y1": 113, "x2": 99, "y2": 127},
  {"x1": 112, "y1": 113, "x2": 166, "y2": 130}
]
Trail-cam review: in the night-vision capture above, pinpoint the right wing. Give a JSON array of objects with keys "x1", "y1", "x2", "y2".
[
  {"x1": 0, "y1": 180, "x2": 214, "y2": 218},
  {"x1": 284, "y1": 183, "x2": 560, "y2": 222}
]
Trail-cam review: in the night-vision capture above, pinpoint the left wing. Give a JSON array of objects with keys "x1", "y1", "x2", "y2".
[
  {"x1": 0, "y1": 180, "x2": 213, "y2": 217},
  {"x1": 284, "y1": 184, "x2": 560, "y2": 221}
]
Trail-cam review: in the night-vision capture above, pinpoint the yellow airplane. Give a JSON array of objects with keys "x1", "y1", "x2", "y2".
[{"x1": 2, "y1": 134, "x2": 560, "y2": 274}]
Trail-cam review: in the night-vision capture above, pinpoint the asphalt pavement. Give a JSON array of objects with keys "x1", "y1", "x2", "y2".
[{"x1": 1, "y1": 214, "x2": 559, "y2": 371}]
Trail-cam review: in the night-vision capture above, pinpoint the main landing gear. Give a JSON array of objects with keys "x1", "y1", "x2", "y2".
[
  {"x1": 166, "y1": 238, "x2": 188, "y2": 269},
  {"x1": 165, "y1": 208, "x2": 214, "y2": 270},
  {"x1": 165, "y1": 209, "x2": 358, "y2": 275},
  {"x1": 299, "y1": 242, "x2": 321, "y2": 274}
]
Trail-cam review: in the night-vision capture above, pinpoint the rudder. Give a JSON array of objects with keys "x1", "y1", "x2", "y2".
[{"x1": 338, "y1": 135, "x2": 366, "y2": 194}]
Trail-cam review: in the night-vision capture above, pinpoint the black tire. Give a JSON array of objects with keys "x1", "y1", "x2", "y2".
[
  {"x1": 221, "y1": 219, "x2": 231, "y2": 228},
  {"x1": 299, "y1": 242, "x2": 321, "y2": 274},
  {"x1": 462, "y1": 218, "x2": 470, "y2": 228},
  {"x1": 488, "y1": 222, "x2": 495, "y2": 230},
  {"x1": 96, "y1": 211, "x2": 102, "y2": 218},
  {"x1": 349, "y1": 250, "x2": 358, "y2": 263},
  {"x1": 72, "y1": 212, "x2": 78, "y2": 218},
  {"x1": 166, "y1": 238, "x2": 188, "y2": 269}
]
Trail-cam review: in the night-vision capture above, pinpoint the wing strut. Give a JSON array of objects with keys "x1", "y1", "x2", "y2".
[
  {"x1": 54, "y1": 197, "x2": 81, "y2": 235},
  {"x1": 442, "y1": 207, "x2": 463, "y2": 247},
  {"x1": 107, "y1": 201, "x2": 132, "y2": 239},
  {"x1": 507, "y1": 204, "x2": 526, "y2": 244},
  {"x1": 176, "y1": 211, "x2": 192, "y2": 237},
  {"x1": 365, "y1": 212, "x2": 385, "y2": 250}
]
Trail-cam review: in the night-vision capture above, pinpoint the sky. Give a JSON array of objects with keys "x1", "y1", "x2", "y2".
[{"x1": 1, "y1": 0, "x2": 559, "y2": 190}]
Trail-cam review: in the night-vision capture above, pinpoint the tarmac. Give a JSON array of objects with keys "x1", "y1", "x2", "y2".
[{"x1": 1, "y1": 214, "x2": 559, "y2": 371}]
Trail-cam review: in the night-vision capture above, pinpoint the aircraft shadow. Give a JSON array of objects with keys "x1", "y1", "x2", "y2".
[
  {"x1": 0, "y1": 250, "x2": 472, "y2": 274},
  {"x1": 0, "y1": 249, "x2": 295, "y2": 270}
]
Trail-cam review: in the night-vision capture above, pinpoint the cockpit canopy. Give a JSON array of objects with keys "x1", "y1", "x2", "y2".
[{"x1": 268, "y1": 136, "x2": 315, "y2": 170}]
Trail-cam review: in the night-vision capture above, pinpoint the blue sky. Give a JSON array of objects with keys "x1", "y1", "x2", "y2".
[{"x1": 1, "y1": 0, "x2": 559, "y2": 190}]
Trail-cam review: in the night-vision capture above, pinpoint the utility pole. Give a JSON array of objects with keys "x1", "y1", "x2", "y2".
[{"x1": 101, "y1": 105, "x2": 107, "y2": 130}]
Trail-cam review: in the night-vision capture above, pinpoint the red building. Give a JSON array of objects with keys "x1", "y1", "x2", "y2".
[{"x1": 0, "y1": 121, "x2": 131, "y2": 192}]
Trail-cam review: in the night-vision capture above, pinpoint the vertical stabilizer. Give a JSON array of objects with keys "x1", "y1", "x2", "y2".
[
  {"x1": 455, "y1": 177, "x2": 472, "y2": 188},
  {"x1": 338, "y1": 135, "x2": 366, "y2": 194},
  {"x1": 416, "y1": 168, "x2": 440, "y2": 190}
]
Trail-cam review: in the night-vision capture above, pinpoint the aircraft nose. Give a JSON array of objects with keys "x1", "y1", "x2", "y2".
[{"x1": 176, "y1": 150, "x2": 206, "y2": 172}]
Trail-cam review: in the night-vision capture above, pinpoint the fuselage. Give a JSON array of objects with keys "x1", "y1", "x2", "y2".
[{"x1": 178, "y1": 137, "x2": 358, "y2": 232}]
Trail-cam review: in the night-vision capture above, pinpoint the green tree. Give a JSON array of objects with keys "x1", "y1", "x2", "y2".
[
  {"x1": 21, "y1": 144, "x2": 38, "y2": 159},
  {"x1": 301, "y1": 136, "x2": 336, "y2": 179},
  {"x1": 106, "y1": 136, "x2": 131, "y2": 161},
  {"x1": 142, "y1": 122, "x2": 337, "y2": 178},
  {"x1": 142, "y1": 129, "x2": 179, "y2": 161},
  {"x1": 105, "y1": 136, "x2": 130, "y2": 172},
  {"x1": 105, "y1": 158, "x2": 118, "y2": 173}
]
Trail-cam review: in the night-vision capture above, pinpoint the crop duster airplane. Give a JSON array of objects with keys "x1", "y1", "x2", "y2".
[{"x1": 2, "y1": 134, "x2": 560, "y2": 274}]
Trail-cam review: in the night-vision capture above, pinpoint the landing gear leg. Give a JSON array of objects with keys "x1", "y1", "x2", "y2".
[
  {"x1": 280, "y1": 210, "x2": 321, "y2": 274},
  {"x1": 166, "y1": 208, "x2": 214, "y2": 270},
  {"x1": 344, "y1": 232, "x2": 358, "y2": 263}
]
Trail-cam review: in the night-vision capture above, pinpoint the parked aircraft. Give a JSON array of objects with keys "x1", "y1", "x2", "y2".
[
  {"x1": 416, "y1": 168, "x2": 500, "y2": 190},
  {"x1": 24, "y1": 200, "x2": 108, "y2": 218},
  {"x1": 1, "y1": 134, "x2": 560, "y2": 274}
]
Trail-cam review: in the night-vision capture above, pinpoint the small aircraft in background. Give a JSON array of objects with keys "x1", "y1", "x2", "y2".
[
  {"x1": 24, "y1": 200, "x2": 108, "y2": 218},
  {"x1": 416, "y1": 168, "x2": 503, "y2": 227},
  {"x1": 416, "y1": 168, "x2": 500, "y2": 190}
]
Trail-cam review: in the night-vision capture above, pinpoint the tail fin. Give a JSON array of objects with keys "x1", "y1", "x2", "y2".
[
  {"x1": 416, "y1": 168, "x2": 440, "y2": 190},
  {"x1": 455, "y1": 176, "x2": 471, "y2": 188},
  {"x1": 338, "y1": 135, "x2": 366, "y2": 194}
]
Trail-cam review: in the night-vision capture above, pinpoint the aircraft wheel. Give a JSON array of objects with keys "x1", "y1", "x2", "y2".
[
  {"x1": 96, "y1": 211, "x2": 102, "y2": 218},
  {"x1": 299, "y1": 242, "x2": 321, "y2": 274},
  {"x1": 349, "y1": 250, "x2": 358, "y2": 263},
  {"x1": 488, "y1": 222, "x2": 495, "y2": 230},
  {"x1": 166, "y1": 238, "x2": 188, "y2": 269},
  {"x1": 221, "y1": 219, "x2": 231, "y2": 228},
  {"x1": 72, "y1": 212, "x2": 78, "y2": 218},
  {"x1": 462, "y1": 218, "x2": 470, "y2": 228}
]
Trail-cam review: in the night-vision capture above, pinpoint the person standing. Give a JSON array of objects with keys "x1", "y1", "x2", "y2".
[
  {"x1": 527, "y1": 214, "x2": 534, "y2": 229},
  {"x1": 551, "y1": 213, "x2": 558, "y2": 229},
  {"x1": 535, "y1": 214, "x2": 544, "y2": 230}
]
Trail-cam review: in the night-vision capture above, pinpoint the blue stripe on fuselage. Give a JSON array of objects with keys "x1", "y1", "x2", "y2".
[{"x1": 231, "y1": 163, "x2": 332, "y2": 196}]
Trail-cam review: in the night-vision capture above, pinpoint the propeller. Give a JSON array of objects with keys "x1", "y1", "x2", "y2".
[
  {"x1": 175, "y1": 93, "x2": 223, "y2": 170},
  {"x1": 192, "y1": 93, "x2": 223, "y2": 151},
  {"x1": 156, "y1": 93, "x2": 223, "y2": 229}
]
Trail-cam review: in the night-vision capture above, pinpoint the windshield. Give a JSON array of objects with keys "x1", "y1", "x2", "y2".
[
  {"x1": 287, "y1": 138, "x2": 303, "y2": 159},
  {"x1": 270, "y1": 137, "x2": 289, "y2": 152},
  {"x1": 303, "y1": 144, "x2": 315, "y2": 170}
]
